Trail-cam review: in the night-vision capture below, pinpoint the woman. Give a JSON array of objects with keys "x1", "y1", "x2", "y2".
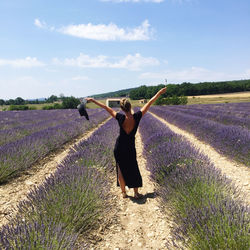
[{"x1": 86, "y1": 87, "x2": 167, "y2": 199}]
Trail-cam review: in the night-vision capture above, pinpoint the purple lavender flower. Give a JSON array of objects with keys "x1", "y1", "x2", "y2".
[
  {"x1": 0, "y1": 116, "x2": 119, "y2": 248},
  {"x1": 139, "y1": 111, "x2": 250, "y2": 249},
  {"x1": 150, "y1": 104, "x2": 250, "y2": 166}
]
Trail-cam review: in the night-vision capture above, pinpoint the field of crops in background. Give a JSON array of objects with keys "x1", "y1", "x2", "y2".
[{"x1": 0, "y1": 109, "x2": 110, "y2": 183}]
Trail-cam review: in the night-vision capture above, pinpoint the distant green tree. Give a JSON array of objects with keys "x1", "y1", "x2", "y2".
[
  {"x1": 62, "y1": 96, "x2": 80, "y2": 109},
  {"x1": 130, "y1": 84, "x2": 166, "y2": 100},
  {"x1": 165, "y1": 84, "x2": 180, "y2": 96},
  {"x1": 130, "y1": 85, "x2": 147, "y2": 99},
  {"x1": 42, "y1": 105, "x2": 54, "y2": 110},
  {"x1": 155, "y1": 96, "x2": 164, "y2": 105},
  {"x1": 130, "y1": 79, "x2": 250, "y2": 99},
  {"x1": 47, "y1": 95, "x2": 58, "y2": 103},
  {"x1": 180, "y1": 95, "x2": 188, "y2": 104},
  {"x1": 155, "y1": 95, "x2": 187, "y2": 105},
  {"x1": 53, "y1": 103, "x2": 63, "y2": 109},
  {"x1": 14, "y1": 97, "x2": 25, "y2": 105},
  {"x1": 6, "y1": 99, "x2": 15, "y2": 105},
  {"x1": 0, "y1": 99, "x2": 5, "y2": 105},
  {"x1": 42, "y1": 103, "x2": 62, "y2": 110}
]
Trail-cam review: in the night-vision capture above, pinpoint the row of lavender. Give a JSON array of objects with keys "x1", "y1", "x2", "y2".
[
  {"x1": 139, "y1": 112, "x2": 249, "y2": 249},
  {"x1": 150, "y1": 105, "x2": 250, "y2": 167},
  {"x1": 0, "y1": 116, "x2": 118, "y2": 249},
  {"x1": 0, "y1": 109, "x2": 110, "y2": 183},
  {"x1": 0, "y1": 109, "x2": 103, "y2": 146},
  {"x1": 185, "y1": 102, "x2": 250, "y2": 115},
  {"x1": 162, "y1": 102, "x2": 250, "y2": 129},
  {"x1": 195, "y1": 102, "x2": 250, "y2": 115}
]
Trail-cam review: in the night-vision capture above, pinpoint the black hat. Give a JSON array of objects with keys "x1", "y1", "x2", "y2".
[{"x1": 77, "y1": 99, "x2": 89, "y2": 120}]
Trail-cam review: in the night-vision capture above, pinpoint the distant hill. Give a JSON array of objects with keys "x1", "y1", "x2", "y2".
[
  {"x1": 89, "y1": 79, "x2": 250, "y2": 100},
  {"x1": 27, "y1": 98, "x2": 46, "y2": 101},
  {"x1": 90, "y1": 87, "x2": 136, "y2": 99}
]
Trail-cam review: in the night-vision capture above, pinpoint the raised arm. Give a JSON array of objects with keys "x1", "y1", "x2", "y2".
[
  {"x1": 140, "y1": 87, "x2": 167, "y2": 116},
  {"x1": 85, "y1": 98, "x2": 117, "y2": 118}
]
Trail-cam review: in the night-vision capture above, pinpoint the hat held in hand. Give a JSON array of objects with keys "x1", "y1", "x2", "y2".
[{"x1": 77, "y1": 99, "x2": 89, "y2": 120}]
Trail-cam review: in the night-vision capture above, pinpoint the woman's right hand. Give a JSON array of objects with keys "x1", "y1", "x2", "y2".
[{"x1": 85, "y1": 98, "x2": 94, "y2": 103}]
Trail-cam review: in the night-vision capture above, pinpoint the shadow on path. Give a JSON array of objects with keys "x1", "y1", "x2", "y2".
[{"x1": 128, "y1": 192, "x2": 157, "y2": 205}]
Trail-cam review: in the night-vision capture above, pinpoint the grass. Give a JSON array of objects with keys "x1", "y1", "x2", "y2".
[
  {"x1": 0, "y1": 103, "x2": 56, "y2": 111},
  {"x1": 187, "y1": 96, "x2": 250, "y2": 105}
]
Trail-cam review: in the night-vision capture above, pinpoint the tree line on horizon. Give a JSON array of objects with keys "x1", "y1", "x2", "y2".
[
  {"x1": 0, "y1": 95, "x2": 81, "y2": 111},
  {"x1": 1, "y1": 79, "x2": 249, "y2": 107},
  {"x1": 93, "y1": 79, "x2": 250, "y2": 100}
]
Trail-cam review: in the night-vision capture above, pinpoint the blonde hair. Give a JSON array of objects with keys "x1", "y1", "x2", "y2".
[{"x1": 120, "y1": 98, "x2": 131, "y2": 112}]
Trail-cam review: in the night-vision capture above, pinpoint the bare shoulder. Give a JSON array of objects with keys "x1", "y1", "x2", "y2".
[{"x1": 105, "y1": 105, "x2": 117, "y2": 118}]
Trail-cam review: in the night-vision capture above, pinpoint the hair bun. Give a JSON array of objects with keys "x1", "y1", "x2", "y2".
[{"x1": 120, "y1": 98, "x2": 131, "y2": 112}]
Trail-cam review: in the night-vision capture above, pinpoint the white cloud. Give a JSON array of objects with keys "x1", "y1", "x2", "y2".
[
  {"x1": 71, "y1": 76, "x2": 90, "y2": 81},
  {"x1": 139, "y1": 67, "x2": 250, "y2": 83},
  {"x1": 34, "y1": 18, "x2": 153, "y2": 41},
  {"x1": 34, "y1": 18, "x2": 55, "y2": 31},
  {"x1": 112, "y1": 53, "x2": 159, "y2": 70},
  {"x1": 58, "y1": 20, "x2": 153, "y2": 41},
  {"x1": 53, "y1": 53, "x2": 159, "y2": 71},
  {"x1": 53, "y1": 54, "x2": 108, "y2": 68},
  {"x1": 34, "y1": 18, "x2": 47, "y2": 29},
  {"x1": 100, "y1": 0, "x2": 164, "y2": 2},
  {"x1": 0, "y1": 57, "x2": 45, "y2": 68}
]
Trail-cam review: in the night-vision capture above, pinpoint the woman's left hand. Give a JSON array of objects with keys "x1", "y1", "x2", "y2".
[{"x1": 158, "y1": 87, "x2": 167, "y2": 95}]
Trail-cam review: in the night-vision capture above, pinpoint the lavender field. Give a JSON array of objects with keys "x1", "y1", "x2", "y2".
[
  {"x1": 139, "y1": 112, "x2": 249, "y2": 249},
  {"x1": 0, "y1": 115, "x2": 119, "y2": 248},
  {"x1": 0, "y1": 109, "x2": 109, "y2": 183},
  {"x1": 0, "y1": 103, "x2": 249, "y2": 248},
  {"x1": 150, "y1": 102, "x2": 250, "y2": 166}
]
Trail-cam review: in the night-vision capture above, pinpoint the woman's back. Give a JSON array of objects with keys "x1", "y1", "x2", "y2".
[
  {"x1": 116, "y1": 111, "x2": 142, "y2": 138},
  {"x1": 122, "y1": 114, "x2": 135, "y2": 135}
]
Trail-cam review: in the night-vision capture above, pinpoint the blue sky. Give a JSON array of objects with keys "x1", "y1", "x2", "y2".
[{"x1": 0, "y1": 0, "x2": 250, "y2": 99}]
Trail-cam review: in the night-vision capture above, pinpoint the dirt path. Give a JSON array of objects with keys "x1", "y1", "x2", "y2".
[
  {"x1": 150, "y1": 112, "x2": 250, "y2": 205},
  {"x1": 0, "y1": 117, "x2": 111, "y2": 228},
  {"x1": 94, "y1": 131, "x2": 174, "y2": 250}
]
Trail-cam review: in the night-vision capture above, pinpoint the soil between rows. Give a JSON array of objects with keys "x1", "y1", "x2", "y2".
[
  {"x1": 150, "y1": 112, "x2": 250, "y2": 205},
  {"x1": 92, "y1": 131, "x2": 174, "y2": 250},
  {"x1": 0, "y1": 117, "x2": 111, "y2": 228}
]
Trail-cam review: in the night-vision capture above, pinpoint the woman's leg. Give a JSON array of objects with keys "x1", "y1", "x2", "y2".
[
  {"x1": 118, "y1": 166, "x2": 126, "y2": 197},
  {"x1": 133, "y1": 188, "x2": 143, "y2": 198}
]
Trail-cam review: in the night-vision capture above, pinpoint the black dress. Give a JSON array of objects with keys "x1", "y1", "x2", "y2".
[{"x1": 114, "y1": 110, "x2": 143, "y2": 188}]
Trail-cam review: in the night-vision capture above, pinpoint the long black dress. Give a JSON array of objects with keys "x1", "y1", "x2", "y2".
[{"x1": 114, "y1": 110, "x2": 143, "y2": 188}]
